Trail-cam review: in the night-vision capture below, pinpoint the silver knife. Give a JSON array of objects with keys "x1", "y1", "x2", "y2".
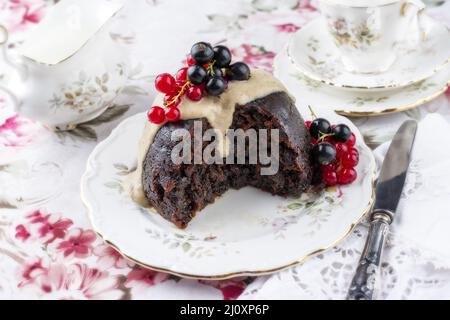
[{"x1": 347, "y1": 120, "x2": 418, "y2": 300}]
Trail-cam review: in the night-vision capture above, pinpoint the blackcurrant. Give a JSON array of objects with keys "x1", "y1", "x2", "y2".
[
  {"x1": 206, "y1": 76, "x2": 226, "y2": 96},
  {"x1": 188, "y1": 65, "x2": 207, "y2": 85},
  {"x1": 309, "y1": 118, "x2": 331, "y2": 139},
  {"x1": 190, "y1": 42, "x2": 214, "y2": 65},
  {"x1": 332, "y1": 124, "x2": 352, "y2": 142},
  {"x1": 213, "y1": 45, "x2": 232, "y2": 68},
  {"x1": 312, "y1": 142, "x2": 337, "y2": 165},
  {"x1": 207, "y1": 66, "x2": 223, "y2": 79},
  {"x1": 229, "y1": 62, "x2": 251, "y2": 81}
]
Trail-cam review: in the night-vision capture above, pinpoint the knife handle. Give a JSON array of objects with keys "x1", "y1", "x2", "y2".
[{"x1": 347, "y1": 209, "x2": 393, "y2": 300}]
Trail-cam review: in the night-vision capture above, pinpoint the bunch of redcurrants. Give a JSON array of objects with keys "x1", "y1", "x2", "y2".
[
  {"x1": 306, "y1": 118, "x2": 359, "y2": 186},
  {"x1": 147, "y1": 42, "x2": 251, "y2": 125}
]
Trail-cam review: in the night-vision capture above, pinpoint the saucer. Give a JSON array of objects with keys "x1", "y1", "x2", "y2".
[
  {"x1": 274, "y1": 44, "x2": 450, "y2": 116},
  {"x1": 81, "y1": 112, "x2": 375, "y2": 279},
  {"x1": 288, "y1": 17, "x2": 450, "y2": 91}
]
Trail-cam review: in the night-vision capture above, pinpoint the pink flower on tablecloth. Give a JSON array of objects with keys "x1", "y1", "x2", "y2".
[
  {"x1": 0, "y1": 115, "x2": 42, "y2": 147},
  {"x1": 21, "y1": 262, "x2": 123, "y2": 300},
  {"x1": 296, "y1": 0, "x2": 318, "y2": 12},
  {"x1": 124, "y1": 266, "x2": 168, "y2": 288},
  {"x1": 93, "y1": 244, "x2": 135, "y2": 269},
  {"x1": 274, "y1": 23, "x2": 300, "y2": 33},
  {"x1": 231, "y1": 44, "x2": 275, "y2": 72},
  {"x1": 18, "y1": 258, "x2": 47, "y2": 287},
  {"x1": 37, "y1": 214, "x2": 73, "y2": 244},
  {"x1": 56, "y1": 228, "x2": 96, "y2": 258},
  {"x1": 220, "y1": 284, "x2": 246, "y2": 300},
  {"x1": 26, "y1": 209, "x2": 49, "y2": 224},
  {"x1": 22, "y1": 260, "x2": 44, "y2": 280},
  {"x1": 201, "y1": 279, "x2": 247, "y2": 300},
  {"x1": 445, "y1": 86, "x2": 450, "y2": 97},
  {"x1": 15, "y1": 224, "x2": 30, "y2": 241},
  {"x1": 1, "y1": 0, "x2": 46, "y2": 33},
  {"x1": 15, "y1": 210, "x2": 73, "y2": 244}
]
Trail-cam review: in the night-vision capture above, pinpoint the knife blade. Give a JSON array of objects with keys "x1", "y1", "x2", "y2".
[
  {"x1": 373, "y1": 120, "x2": 418, "y2": 214},
  {"x1": 347, "y1": 120, "x2": 418, "y2": 300}
]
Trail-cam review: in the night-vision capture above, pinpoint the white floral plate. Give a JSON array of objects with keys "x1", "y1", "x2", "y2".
[
  {"x1": 276, "y1": 44, "x2": 450, "y2": 116},
  {"x1": 81, "y1": 110, "x2": 376, "y2": 280},
  {"x1": 288, "y1": 17, "x2": 450, "y2": 91}
]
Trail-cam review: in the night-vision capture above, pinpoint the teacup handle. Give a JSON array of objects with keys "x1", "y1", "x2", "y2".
[
  {"x1": 0, "y1": 25, "x2": 21, "y2": 111},
  {"x1": 402, "y1": 0, "x2": 428, "y2": 41}
]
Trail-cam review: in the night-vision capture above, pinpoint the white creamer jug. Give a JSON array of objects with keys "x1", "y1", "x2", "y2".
[{"x1": 0, "y1": 0, "x2": 127, "y2": 130}]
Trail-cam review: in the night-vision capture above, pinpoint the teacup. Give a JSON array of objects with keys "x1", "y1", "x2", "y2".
[{"x1": 318, "y1": 0, "x2": 426, "y2": 74}]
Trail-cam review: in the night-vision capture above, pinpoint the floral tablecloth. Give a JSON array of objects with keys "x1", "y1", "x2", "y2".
[{"x1": 0, "y1": 0, "x2": 449, "y2": 300}]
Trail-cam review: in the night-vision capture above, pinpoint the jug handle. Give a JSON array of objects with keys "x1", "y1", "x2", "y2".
[{"x1": 0, "y1": 25, "x2": 21, "y2": 111}]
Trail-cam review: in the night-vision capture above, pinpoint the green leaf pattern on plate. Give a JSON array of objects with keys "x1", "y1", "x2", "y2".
[
  {"x1": 260, "y1": 187, "x2": 344, "y2": 239},
  {"x1": 145, "y1": 228, "x2": 219, "y2": 259}
]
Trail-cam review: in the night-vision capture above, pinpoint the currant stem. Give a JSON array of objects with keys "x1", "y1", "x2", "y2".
[
  {"x1": 308, "y1": 105, "x2": 318, "y2": 119},
  {"x1": 318, "y1": 131, "x2": 335, "y2": 142},
  {"x1": 165, "y1": 81, "x2": 192, "y2": 107},
  {"x1": 207, "y1": 60, "x2": 216, "y2": 75}
]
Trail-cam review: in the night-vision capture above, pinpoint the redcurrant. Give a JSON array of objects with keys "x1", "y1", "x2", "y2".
[
  {"x1": 334, "y1": 142, "x2": 349, "y2": 158},
  {"x1": 147, "y1": 106, "x2": 166, "y2": 124},
  {"x1": 323, "y1": 170, "x2": 337, "y2": 186},
  {"x1": 321, "y1": 163, "x2": 336, "y2": 173},
  {"x1": 349, "y1": 148, "x2": 359, "y2": 160},
  {"x1": 165, "y1": 107, "x2": 181, "y2": 122},
  {"x1": 198, "y1": 82, "x2": 207, "y2": 93},
  {"x1": 176, "y1": 67, "x2": 188, "y2": 82},
  {"x1": 164, "y1": 94, "x2": 181, "y2": 108},
  {"x1": 176, "y1": 80, "x2": 186, "y2": 89},
  {"x1": 346, "y1": 133, "x2": 356, "y2": 147},
  {"x1": 341, "y1": 152, "x2": 359, "y2": 168},
  {"x1": 337, "y1": 168, "x2": 357, "y2": 185},
  {"x1": 155, "y1": 73, "x2": 177, "y2": 94},
  {"x1": 186, "y1": 55, "x2": 196, "y2": 66},
  {"x1": 186, "y1": 86, "x2": 203, "y2": 101}
]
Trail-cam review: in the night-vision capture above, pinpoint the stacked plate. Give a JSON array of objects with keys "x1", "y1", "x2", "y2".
[{"x1": 274, "y1": 15, "x2": 450, "y2": 116}]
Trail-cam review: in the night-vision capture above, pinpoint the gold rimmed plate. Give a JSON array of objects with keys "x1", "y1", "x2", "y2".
[
  {"x1": 81, "y1": 110, "x2": 375, "y2": 280},
  {"x1": 276, "y1": 44, "x2": 450, "y2": 117},
  {"x1": 288, "y1": 17, "x2": 450, "y2": 92}
]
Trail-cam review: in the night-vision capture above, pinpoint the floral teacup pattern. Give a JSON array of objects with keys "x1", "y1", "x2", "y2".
[
  {"x1": 318, "y1": 0, "x2": 426, "y2": 73},
  {"x1": 326, "y1": 16, "x2": 380, "y2": 50}
]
